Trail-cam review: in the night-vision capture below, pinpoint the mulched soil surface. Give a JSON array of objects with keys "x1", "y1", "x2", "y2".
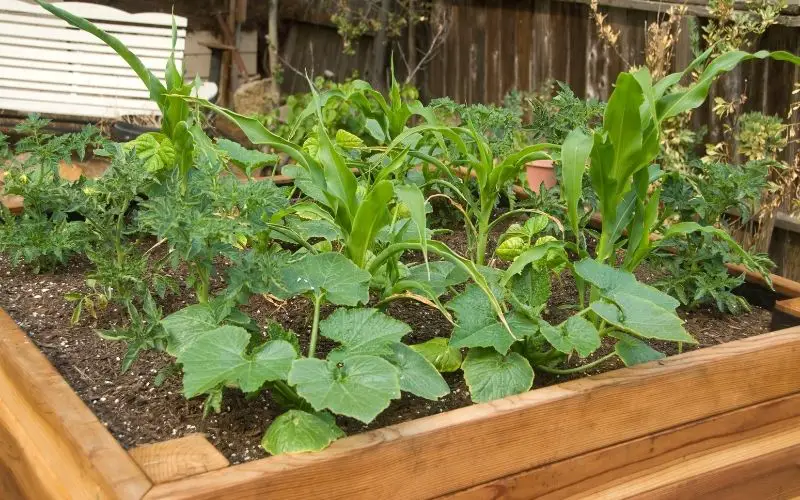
[{"x1": 0, "y1": 226, "x2": 772, "y2": 464}]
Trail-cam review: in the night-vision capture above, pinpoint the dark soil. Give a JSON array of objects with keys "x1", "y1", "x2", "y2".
[{"x1": 0, "y1": 225, "x2": 773, "y2": 464}]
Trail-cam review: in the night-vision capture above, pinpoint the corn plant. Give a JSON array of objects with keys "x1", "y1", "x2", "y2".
[
  {"x1": 36, "y1": 0, "x2": 203, "y2": 191},
  {"x1": 417, "y1": 124, "x2": 558, "y2": 265},
  {"x1": 560, "y1": 49, "x2": 799, "y2": 306}
]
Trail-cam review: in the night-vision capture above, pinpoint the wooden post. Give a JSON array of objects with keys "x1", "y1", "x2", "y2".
[
  {"x1": 407, "y1": 0, "x2": 417, "y2": 84},
  {"x1": 371, "y1": 0, "x2": 392, "y2": 88},
  {"x1": 268, "y1": 0, "x2": 280, "y2": 99}
]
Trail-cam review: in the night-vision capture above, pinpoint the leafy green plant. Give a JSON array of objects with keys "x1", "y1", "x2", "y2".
[
  {"x1": 430, "y1": 97, "x2": 524, "y2": 157},
  {"x1": 161, "y1": 251, "x2": 449, "y2": 454},
  {"x1": 655, "y1": 162, "x2": 774, "y2": 313},
  {"x1": 526, "y1": 81, "x2": 605, "y2": 144},
  {"x1": 286, "y1": 70, "x2": 429, "y2": 149},
  {"x1": 180, "y1": 86, "x2": 432, "y2": 270},
  {"x1": 560, "y1": 49, "x2": 799, "y2": 287},
  {"x1": 36, "y1": 0, "x2": 205, "y2": 190},
  {"x1": 418, "y1": 123, "x2": 558, "y2": 265},
  {"x1": 495, "y1": 214, "x2": 560, "y2": 262},
  {"x1": 98, "y1": 292, "x2": 168, "y2": 372},
  {"x1": 650, "y1": 234, "x2": 770, "y2": 314},
  {"x1": 0, "y1": 117, "x2": 102, "y2": 271}
]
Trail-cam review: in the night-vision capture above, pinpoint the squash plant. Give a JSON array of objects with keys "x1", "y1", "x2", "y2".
[
  {"x1": 434, "y1": 239, "x2": 697, "y2": 402},
  {"x1": 161, "y1": 251, "x2": 450, "y2": 455}
]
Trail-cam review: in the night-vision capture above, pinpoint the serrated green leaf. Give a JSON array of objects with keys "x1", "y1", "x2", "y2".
[
  {"x1": 497, "y1": 236, "x2": 528, "y2": 262},
  {"x1": 612, "y1": 331, "x2": 665, "y2": 366},
  {"x1": 334, "y1": 129, "x2": 365, "y2": 149},
  {"x1": 524, "y1": 215, "x2": 550, "y2": 236},
  {"x1": 540, "y1": 316, "x2": 601, "y2": 357},
  {"x1": 590, "y1": 298, "x2": 695, "y2": 344},
  {"x1": 405, "y1": 261, "x2": 469, "y2": 297},
  {"x1": 124, "y1": 133, "x2": 175, "y2": 172},
  {"x1": 510, "y1": 266, "x2": 551, "y2": 310},
  {"x1": 409, "y1": 337, "x2": 462, "y2": 372},
  {"x1": 448, "y1": 285, "x2": 533, "y2": 354},
  {"x1": 573, "y1": 258, "x2": 679, "y2": 311},
  {"x1": 320, "y1": 308, "x2": 410, "y2": 354},
  {"x1": 161, "y1": 304, "x2": 220, "y2": 356},
  {"x1": 302, "y1": 135, "x2": 319, "y2": 157},
  {"x1": 288, "y1": 355, "x2": 400, "y2": 423},
  {"x1": 383, "y1": 343, "x2": 449, "y2": 400},
  {"x1": 607, "y1": 292, "x2": 695, "y2": 343},
  {"x1": 177, "y1": 326, "x2": 296, "y2": 398},
  {"x1": 281, "y1": 253, "x2": 371, "y2": 306},
  {"x1": 502, "y1": 241, "x2": 565, "y2": 287},
  {"x1": 262, "y1": 410, "x2": 345, "y2": 455},
  {"x1": 217, "y1": 138, "x2": 277, "y2": 171},
  {"x1": 462, "y1": 348, "x2": 534, "y2": 403},
  {"x1": 562, "y1": 315, "x2": 601, "y2": 357}
]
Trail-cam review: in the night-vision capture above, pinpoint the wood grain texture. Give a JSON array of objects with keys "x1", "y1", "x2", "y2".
[
  {"x1": 776, "y1": 297, "x2": 800, "y2": 317},
  {"x1": 584, "y1": 423, "x2": 800, "y2": 499},
  {"x1": 444, "y1": 392, "x2": 800, "y2": 499},
  {"x1": 0, "y1": 309, "x2": 151, "y2": 500},
  {"x1": 130, "y1": 434, "x2": 229, "y2": 485},
  {"x1": 144, "y1": 328, "x2": 800, "y2": 500}
]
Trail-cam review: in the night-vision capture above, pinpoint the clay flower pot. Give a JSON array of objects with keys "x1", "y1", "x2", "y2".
[{"x1": 525, "y1": 159, "x2": 557, "y2": 193}]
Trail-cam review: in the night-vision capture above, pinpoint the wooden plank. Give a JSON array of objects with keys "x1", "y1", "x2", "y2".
[
  {"x1": 0, "y1": 66, "x2": 160, "y2": 92},
  {"x1": 547, "y1": 0, "x2": 800, "y2": 26},
  {"x1": 0, "y1": 34, "x2": 175, "y2": 59},
  {"x1": 144, "y1": 328, "x2": 800, "y2": 500},
  {"x1": 1, "y1": 0, "x2": 187, "y2": 27},
  {"x1": 727, "y1": 263, "x2": 800, "y2": 298},
  {"x1": 0, "y1": 45, "x2": 171, "y2": 70},
  {"x1": 444, "y1": 393, "x2": 800, "y2": 499},
  {"x1": 0, "y1": 22, "x2": 186, "y2": 51},
  {"x1": 129, "y1": 434, "x2": 230, "y2": 485},
  {"x1": 0, "y1": 79, "x2": 150, "y2": 99},
  {"x1": 0, "y1": 57, "x2": 167, "y2": 78},
  {"x1": 584, "y1": 424, "x2": 800, "y2": 498},
  {"x1": 775, "y1": 211, "x2": 800, "y2": 234},
  {"x1": 0, "y1": 13, "x2": 186, "y2": 37},
  {"x1": 0, "y1": 309, "x2": 152, "y2": 500},
  {"x1": 1, "y1": 88, "x2": 157, "y2": 111},
  {"x1": 0, "y1": 98, "x2": 158, "y2": 119},
  {"x1": 776, "y1": 297, "x2": 800, "y2": 318}
]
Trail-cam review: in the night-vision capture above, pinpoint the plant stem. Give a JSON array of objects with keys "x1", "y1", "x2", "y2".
[
  {"x1": 194, "y1": 265, "x2": 210, "y2": 304},
  {"x1": 271, "y1": 380, "x2": 311, "y2": 411},
  {"x1": 535, "y1": 351, "x2": 617, "y2": 375},
  {"x1": 264, "y1": 223, "x2": 318, "y2": 254},
  {"x1": 114, "y1": 211, "x2": 126, "y2": 267},
  {"x1": 308, "y1": 293, "x2": 324, "y2": 358},
  {"x1": 475, "y1": 203, "x2": 493, "y2": 266}
]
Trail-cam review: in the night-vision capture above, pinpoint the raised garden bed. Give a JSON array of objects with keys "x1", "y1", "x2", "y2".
[
  {"x1": 2, "y1": 252, "x2": 800, "y2": 499},
  {"x1": 4, "y1": 4, "x2": 800, "y2": 496}
]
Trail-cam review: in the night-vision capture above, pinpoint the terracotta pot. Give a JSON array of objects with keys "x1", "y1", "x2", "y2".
[{"x1": 525, "y1": 159, "x2": 557, "y2": 193}]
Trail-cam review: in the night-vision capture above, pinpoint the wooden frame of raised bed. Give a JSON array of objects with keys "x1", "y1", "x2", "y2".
[
  {"x1": 3, "y1": 270, "x2": 800, "y2": 499},
  {"x1": 4, "y1": 162, "x2": 800, "y2": 498}
]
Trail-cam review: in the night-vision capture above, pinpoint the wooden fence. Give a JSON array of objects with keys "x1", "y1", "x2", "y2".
[
  {"x1": 421, "y1": 0, "x2": 800, "y2": 280},
  {"x1": 423, "y1": 0, "x2": 798, "y2": 143}
]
